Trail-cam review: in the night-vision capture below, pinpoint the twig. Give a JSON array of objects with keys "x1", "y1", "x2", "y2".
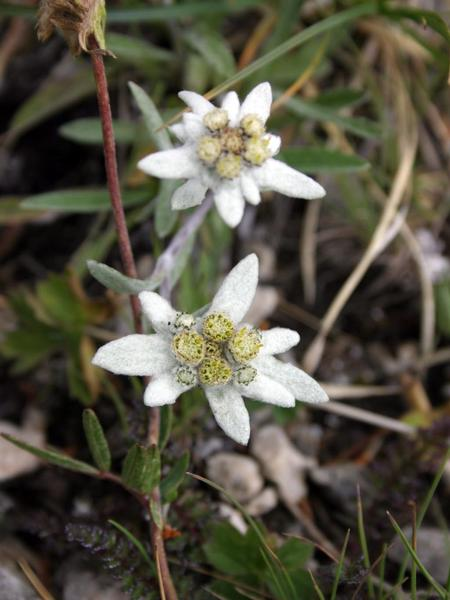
[
  {"x1": 302, "y1": 110, "x2": 418, "y2": 374},
  {"x1": 299, "y1": 198, "x2": 322, "y2": 305},
  {"x1": 314, "y1": 400, "x2": 416, "y2": 436},
  {"x1": 89, "y1": 37, "x2": 177, "y2": 600}
]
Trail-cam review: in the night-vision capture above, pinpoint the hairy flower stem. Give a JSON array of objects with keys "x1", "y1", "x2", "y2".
[{"x1": 89, "y1": 38, "x2": 177, "y2": 600}]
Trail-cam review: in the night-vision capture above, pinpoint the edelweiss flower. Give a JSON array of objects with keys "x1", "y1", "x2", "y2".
[
  {"x1": 137, "y1": 83, "x2": 325, "y2": 228},
  {"x1": 92, "y1": 255, "x2": 328, "y2": 444}
]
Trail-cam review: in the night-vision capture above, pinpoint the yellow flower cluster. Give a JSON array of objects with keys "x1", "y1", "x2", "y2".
[
  {"x1": 172, "y1": 311, "x2": 263, "y2": 387},
  {"x1": 197, "y1": 109, "x2": 271, "y2": 179}
]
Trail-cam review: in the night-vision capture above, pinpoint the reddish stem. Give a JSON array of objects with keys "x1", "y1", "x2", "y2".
[
  {"x1": 89, "y1": 39, "x2": 177, "y2": 600},
  {"x1": 90, "y1": 45, "x2": 141, "y2": 333}
]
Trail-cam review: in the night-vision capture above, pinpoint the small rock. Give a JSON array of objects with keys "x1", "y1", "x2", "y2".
[
  {"x1": 389, "y1": 527, "x2": 449, "y2": 584},
  {"x1": 207, "y1": 452, "x2": 263, "y2": 503},
  {"x1": 245, "y1": 487, "x2": 278, "y2": 516},
  {"x1": 0, "y1": 567, "x2": 38, "y2": 600},
  {"x1": 251, "y1": 425, "x2": 316, "y2": 506},
  {"x1": 310, "y1": 463, "x2": 363, "y2": 507},
  {"x1": 63, "y1": 569, "x2": 127, "y2": 600},
  {"x1": 0, "y1": 410, "x2": 46, "y2": 481}
]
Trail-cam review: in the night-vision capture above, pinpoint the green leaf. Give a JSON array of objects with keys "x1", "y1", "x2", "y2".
[
  {"x1": 435, "y1": 279, "x2": 450, "y2": 337},
  {"x1": 21, "y1": 188, "x2": 148, "y2": 213},
  {"x1": 121, "y1": 444, "x2": 160, "y2": 494},
  {"x1": 315, "y1": 88, "x2": 365, "y2": 109},
  {"x1": 280, "y1": 148, "x2": 370, "y2": 173},
  {"x1": 36, "y1": 274, "x2": 85, "y2": 328},
  {"x1": 106, "y1": 0, "x2": 261, "y2": 23},
  {"x1": 107, "y1": 32, "x2": 172, "y2": 66},
  {"x1": 160, "y1": 451, "x2": 190, "y2": 503},
  {"x1": 87, "y1": 260, "x2": 163, "y2": 294},
  {"x1": 7, "y1": 65, "x2": 97, "y2": 143},
  {"x1": 205, "y1": 2, "x2": 379, "y2": 99},
  {"x1": 1, "y1": 434, "x2": 98, "y2": 475},
  {"x1": 284, "y1": 95, "x2": 381, "y2": 139},
  {"x1": 276, "y1": 538, "x2": 313, "y2": 571},
  {"x1": 184, "y1": 24, "x2": 235, "y2": 81},
  {"x1": 82, "y1": 409, "x2": 111, "y2": 471},
  {"x1": 154, "y1": 181, "x2": 179, "y2": 238},
  {"x1": 158, "y1": 405, "x2": 173, "y2": 451},
  {"x1": 59, "y1": 118, "x2": 137, "y2": 146},
  {"x1": 128, "y1": 82, "x2": 172, "y2": 151},
  {"x1": 381, "y1": 6, "x2": 450, "y2": 44},
  {"x1": 203, "y1": 522, "x2": 266, "y2": 577}
]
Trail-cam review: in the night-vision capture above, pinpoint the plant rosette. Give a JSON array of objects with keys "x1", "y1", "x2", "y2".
[
  {"x1": 138, "y1": 83, "x2": 325, "y2": 228},
  {"x1": 92, "y1": 254, "x2": 328, "y2": 444}
]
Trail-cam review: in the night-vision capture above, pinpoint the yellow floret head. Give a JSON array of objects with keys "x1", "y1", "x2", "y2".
[
  {"x1": 221, "y1": 128, "x2": 244, "y2": 154},
  {"x1": 197, "y1": 136, "x2": 222, "y2": 165},
  {"x1": 228, "y1": 326, "x2": 262, "y2": 363},
  {"x1": 216, "y1": 154, "x2": 241, "y2": 179},
  {"x1": 241, "y1": 113, "x2": 265, "y2": 137},
  {"x1": 198, "y1": 357, "x2": 233, "y2": 386},
  {"x1": 203, "y1": 312, "x2": 235, "y2": 342},
  {"x1": 244, "y1": 137, "x2": 270, "y2": 166},
  {"x1": 172, "y1": 331, "x2": 205, "y2": 366},
  {"x1": 205, "y1": 340, "x2": 222, "y2": 358},
  {"x1": 203, "y1": 108, "x2": 229, "y2": 131}
]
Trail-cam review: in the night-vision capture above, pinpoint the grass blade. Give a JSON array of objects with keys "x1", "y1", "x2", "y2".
[
  {"x1": 387, "y1": 512, "x2": 447, "y2": 599},
  {"x1": 330, "y1": 529, "x2": 350, "y2": 600},
  {"x1": 308, "y1": 569, "x2": 325, "y2": 600},
  {"x1": 395, "y1": 445, "x2": 450, "y2": 587},
  {"x1": 357, "y1": 486, "x2": 375, "y2": 598}
]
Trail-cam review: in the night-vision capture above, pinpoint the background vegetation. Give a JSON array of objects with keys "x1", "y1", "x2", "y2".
[{"x1": 0, "y1": 0, "x2": 449, "y2": 598}]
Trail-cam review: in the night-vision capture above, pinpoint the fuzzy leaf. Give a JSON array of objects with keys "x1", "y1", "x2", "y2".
[
  {"x1": 21, "y1": 188, "x2": 148, "y2": 213},
  {"x1": 121, "y1": 444, "x2": 160, "y2": 494},
  {"x1": 59, "y1": 118, "x2": 137, "y2": 145},
  {"x1": 87, "y1": 260, "x2": 163, "y2": 294},
  {"x1": 82, "y1": 409, "x2": 111, "y2": 471},
  {"x1": 1, "y1": 434, "x2": 98, "y2": 475},
  {"x1": 128, "y1": 82, "x2": 171, "y2": 151},
  {"x1": 160, "y1": 451, "x2": 190, "y2": 503}
]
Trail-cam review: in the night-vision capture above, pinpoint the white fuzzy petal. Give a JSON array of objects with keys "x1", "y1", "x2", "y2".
[
  {"x1": 260, "y1": 328, "x2": 300, "y2": 356},
  {"x1": 214, "y1": 182, "x2": 245, "y2": 228},
  {"x1": 179, "y1": 91, "x2": 215, "y2": 116},
  {"x1": 207, "y1": 253, "x2": 259, "y2": 324},
  {"x1": 171, "y1": 179, "x2": 207, "y2": 210},
  {"x1": 205, "y1": 386, "x2": 250, "y2": 445},
  {"x1": 169, "y1": 123, "x2": 186, "y2": 142},
  {"x1": 239, "y1": 82, "x2": 272, "y2": 124},
  {"x1": 254, "y1": 355, "x2": 328, "y2": 404},
  {"x1": 240, "y1": 172, "x2": 261, "y2": 205},
  {"x1": 139, "y1": 291, "x2": 177, "y2": 336},
  {"x1": 236, "y1": 372, "x2": 295, "y2": 407},
  {"x1": 92, "y1": 334, "x2": 174, "y2": 376},
  {"x1": 182, "y1": 113, "x2": 205, "y2": 139},
  {"x1": 266, "y1": 134, "x2": 281, "y2": 156},
  {"x1": 138, "y1": 147, "x2": 198, "y2": 179},
  {"x1": 144, "y1": 372, "x2": 191, "y2": 407},
  {"x1": 221, "y1": 91, "x2": 240, "y2": 126},
  {"x1": 253, "y1": 158, "x2": 325, "y2": 199}
]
